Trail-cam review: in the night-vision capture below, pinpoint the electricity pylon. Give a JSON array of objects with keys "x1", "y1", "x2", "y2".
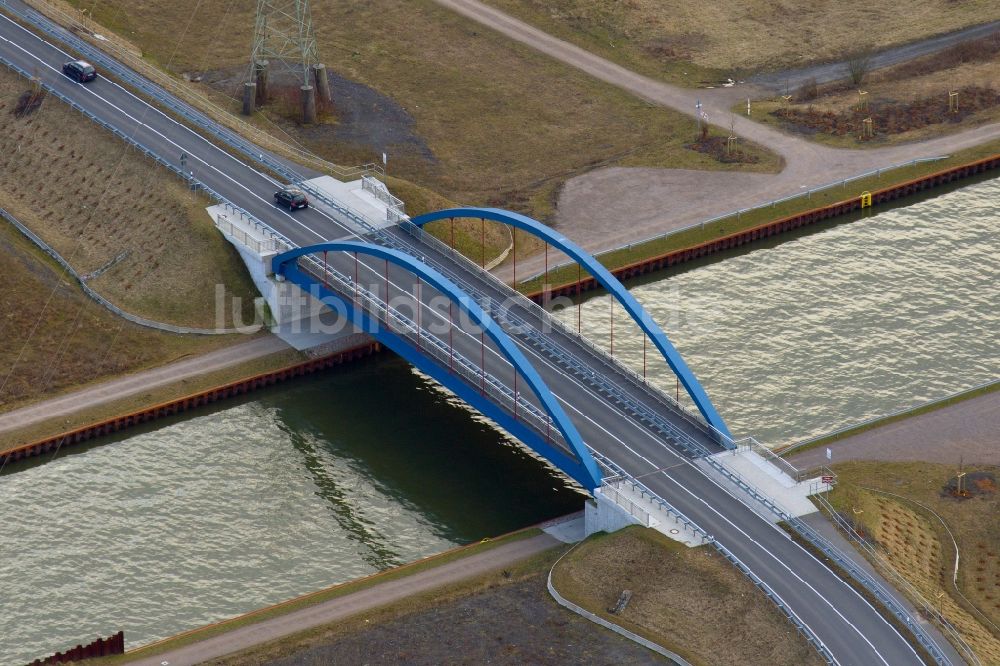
[{"x1": 250, "y1": 0, "x2": 320, "y2": 87}]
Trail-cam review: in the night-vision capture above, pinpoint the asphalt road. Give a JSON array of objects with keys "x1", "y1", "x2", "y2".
[{"x1": 0, "y1": 6, "x2": 942, "y2": 664}]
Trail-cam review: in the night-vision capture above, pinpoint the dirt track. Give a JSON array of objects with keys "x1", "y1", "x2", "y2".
[{"x1": 430, "y1": 0, "x2": 1000, "y2": 279}]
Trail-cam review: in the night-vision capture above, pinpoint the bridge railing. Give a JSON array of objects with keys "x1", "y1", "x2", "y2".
[
  {"x1": 590, "y1": 451, "x2": 837, "y2": 665},
  {"x1": 291, "y1": 254, "x2": 572, "y2": 456},
  {"x1": 397, "y1": 220, "x2": 730, "y2": 446}
]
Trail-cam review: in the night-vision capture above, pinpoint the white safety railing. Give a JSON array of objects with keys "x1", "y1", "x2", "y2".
[{"x1": 361, "y1": 175, "x2": 407, "y2": 223}]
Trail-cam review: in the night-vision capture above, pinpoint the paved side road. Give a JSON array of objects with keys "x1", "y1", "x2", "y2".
[
  {"x1": 433, "y1": 0, "x2": 1000, "y2": 281},
  {"x1": 130, "y1": 533, "x2": 563, "y2": 666},
  {"x1": 0, "y1": 335, "x2": 289, "y2": 438},
  {"x1": 788, "y1": 390, "x2": 1000, "y2": 469}
]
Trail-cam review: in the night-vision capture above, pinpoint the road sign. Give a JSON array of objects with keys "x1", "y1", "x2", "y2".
[{"x1": 822, "y1": 475, "x2": 835, "y2": 484}]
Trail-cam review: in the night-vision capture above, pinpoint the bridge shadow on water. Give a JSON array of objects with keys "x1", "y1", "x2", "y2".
[{"x1": 4, "y1": 353, "x2": 585, "y2": 545}]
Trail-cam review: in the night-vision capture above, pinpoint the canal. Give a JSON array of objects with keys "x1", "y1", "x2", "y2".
[{"x1": 1, "y1": 176, "x2": 997, "y2": 664}]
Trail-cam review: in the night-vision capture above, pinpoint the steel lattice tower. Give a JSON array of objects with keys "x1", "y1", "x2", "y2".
[{"x1": 250, "y1": 0, "x2": 320, "y2": 87}]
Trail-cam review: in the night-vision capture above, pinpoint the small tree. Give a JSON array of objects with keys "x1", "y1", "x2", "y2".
[{"x1": 846, "y1": 49, "x2": 873, "y2": 85}]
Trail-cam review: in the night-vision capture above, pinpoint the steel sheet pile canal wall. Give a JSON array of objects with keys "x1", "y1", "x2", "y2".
[
  {"x1": 530, "y1": 153, "x2": 1000, "y2": 300},
  {"x1": 27, "y1": 631, "x2": 124, "y2": 665},
  {"x1": 0, "y1": 342, "x2": 382, "y2": 467}
]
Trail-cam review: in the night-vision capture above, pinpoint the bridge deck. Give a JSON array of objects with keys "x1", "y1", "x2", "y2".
[{"x1": 0, "y1": 6, "x2": 941, "y2": 663}]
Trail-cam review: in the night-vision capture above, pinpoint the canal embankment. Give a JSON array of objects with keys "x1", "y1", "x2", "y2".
[{"x1": 526, "y1": 151, "x2": 1000, "y2": 300}]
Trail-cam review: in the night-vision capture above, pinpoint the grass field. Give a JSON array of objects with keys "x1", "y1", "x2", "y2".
[
  {"x1": 744, "y1": 35, "x2": 1000, "y2": 148},
  {"x1": 482, "y1": 0, "x2": 1000, "y2": 84},
  {"x1": 0, "y1": 217, "x2": 252, "y2": 410},
  {"x1": 58, "y1": 0, "x2": 779, "y2": 229},
  {"x1": 826, "y1": 461, "x2": 1000, "y2": 662},
  {"x1": 552, "y1": 527, "x2": 824, "y2": 666},
  {"x1": 0, "y1": 67, "x2": 259, "y2": 329}
]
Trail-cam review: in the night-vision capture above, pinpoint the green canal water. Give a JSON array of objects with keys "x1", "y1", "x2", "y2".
[{"x1": 1, "y1": 176, "x2": 997, "y2": 664}]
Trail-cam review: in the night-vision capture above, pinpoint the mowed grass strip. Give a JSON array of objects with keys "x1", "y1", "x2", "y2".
[
  {"x1": 0, "y1": 67, "x2": 259, "y2": 329},
  {"x1": 517, "y1": 136, "x2": 1000, "y2": 294},
  {"x1": 827, "y1": 461, "x2": 1000, "y2": 660},
  {"x1": 481, "y1": 0, "x2": 1000, "y2": 83},
  {"x1": 62, "y1": 0, "x2": 779, "y2": 226},
  {"x1": 552, "y1": 526, "x2": 825, "y2": 666}
]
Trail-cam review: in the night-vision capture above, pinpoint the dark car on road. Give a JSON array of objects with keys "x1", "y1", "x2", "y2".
[
  {"x1": 274, "y1": 186, "x2": 309, "y2": 210},
  {"x1": 62, "y1": 60, "x2": 97, "y2": 83}
]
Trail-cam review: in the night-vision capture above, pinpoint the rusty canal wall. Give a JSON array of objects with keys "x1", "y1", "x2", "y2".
[
  {"x1": 528, "y1": 153, "x2": 1000, "y2": 301},
  {"x1": 0, "y1": 342, "x2": 382, "y2": 468}
]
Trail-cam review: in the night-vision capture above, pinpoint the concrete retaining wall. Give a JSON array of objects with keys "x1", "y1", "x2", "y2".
[{"x1": 529, "y1": 153, "x2": 1000, "y2": 301}]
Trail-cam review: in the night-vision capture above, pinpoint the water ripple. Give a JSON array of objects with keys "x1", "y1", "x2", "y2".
[{"x1": 559, "y1": 177, "x2": 999, "y2": 446}]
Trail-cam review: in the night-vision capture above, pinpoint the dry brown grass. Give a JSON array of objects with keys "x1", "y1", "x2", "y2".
[
  {"x1": 59, "y1": 0, "x2": 779, "y2": 227},
  {"x1": 828, "y1": 461, "x2": 1000, "y2": 661},
  {"x1": 0, "y1": 67, "x2": 258, "y2": 328},
  {"x1": 484, "y1": 0, "x2": 1000, "y2": 78},
  {"x1": 552, "y1": 526, "x2": 824, "y2": 666},
  {"x1": 0, "y1": 219, "x2": 247, "y2": 409}
]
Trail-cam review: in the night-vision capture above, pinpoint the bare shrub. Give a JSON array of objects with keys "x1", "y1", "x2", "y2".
[
  {"x1": 846, "y1": 49, "x2": 873, "y2": 85},
  {"x1": 796, "y1": 77, "x2": 818, "y2": 101}
]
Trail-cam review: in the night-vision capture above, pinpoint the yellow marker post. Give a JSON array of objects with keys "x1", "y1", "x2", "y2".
[{"x1": 860, "y1": 191, "x2": 872, "y2": 208}]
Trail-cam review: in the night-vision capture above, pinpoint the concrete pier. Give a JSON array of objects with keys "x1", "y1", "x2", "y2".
[
  {"x1": 253, "y1": 59, "x2": 269, "y2": 105},
  {"x1": 241, "y1": 82, "x2": 256, "y2": 116},
  {"x1": 301, "y1": 84, "x2": 316, "y2": 123},
  {"x1": 312, "y1": 63, "x2": 332, "y2": 103}
]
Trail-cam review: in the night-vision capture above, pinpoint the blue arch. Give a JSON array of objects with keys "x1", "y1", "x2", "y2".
[
  {"x1": 411, "y1": 207, "x2": 732, "y2": 439},
  {"x1": 273, "y1": 241, "x2": 603, "y2": 491}
]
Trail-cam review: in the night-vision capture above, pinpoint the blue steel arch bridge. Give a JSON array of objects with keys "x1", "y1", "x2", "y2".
[
  {"x1": 0, "y1": 4, "x2": 960, "y2": 661},
  {"x1": 271, "y1": 208, "x2": 733, "y2": 491}
]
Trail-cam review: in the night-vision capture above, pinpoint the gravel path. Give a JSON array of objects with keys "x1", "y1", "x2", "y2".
[
  {"x1": 430, "y1": 0, "x2": 1000, "y2": 280},
  {"x1": 0, "y1": 335, "x2": 289, "y2": 438},
  {"x1": 131, "y1": 533, "x2": 565, "y2": 666},
  {"x1": 787, "y1": 390, "x2": 1000, "y2": 469}
]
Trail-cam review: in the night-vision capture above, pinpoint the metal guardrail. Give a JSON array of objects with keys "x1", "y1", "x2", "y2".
[
  {"x1": 812, "y1": 492, "x2": 980, "y2": 666},
  {"x1": 12, "y1": 0, "x2": 382, "y2": 182},
  {"x1": 693, "y1": 444, "x2": 959, "y2": 665},
  {"x1": 0, "y1": 9, "x2": 960, "y2": 660},
  {"x1": 591, "y1": 451, "x2": 837, "y2": 665},
  {"x1": 290, "y1": 254, "x2": 569, "y2": 454},
  {"x1": 2, "y1": 1, "x2": 384, "y2": 185},
  {"x1": 0, "y1": 177, "x2": 237, "y2": 337},
  {"x1": 522, "y1": 155, "x2": 950, "y2": 283}
]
